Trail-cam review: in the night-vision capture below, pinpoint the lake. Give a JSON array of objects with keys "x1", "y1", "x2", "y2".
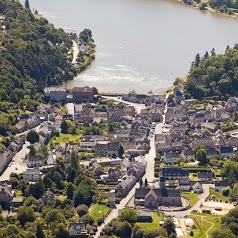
[{"x1": 25, "y1": 0, "x2": 238, "y2": 93}]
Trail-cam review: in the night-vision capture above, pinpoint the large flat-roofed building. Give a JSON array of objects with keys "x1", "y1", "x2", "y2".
[
  {"x1": 44, "y1": 87, "x2": 67, "y2": 102},
  {"x1": 72, "y1": 86, "x2": 94, "y2": 103}
]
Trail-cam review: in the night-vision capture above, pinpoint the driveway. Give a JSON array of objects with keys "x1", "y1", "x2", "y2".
[{"x1": 164, "y1": 184, "x2": 211, "y2": 218}]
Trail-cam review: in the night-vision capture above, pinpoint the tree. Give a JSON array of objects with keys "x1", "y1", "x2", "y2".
[
  {"x1": 17, "y1": 206, "x2": 36, "y2": 227},
  {"x1": 118, "y1": 221, "x2": 132, "y2": 237},
  {"x1": 36, "y1": 222, "x2": 45, "y2": 238},
  {"x1": 25, "y1": 0, "x2": 30, "y2": 9},
  {"x1": 61, "y1": 120, "x2": 76, "y2": 134},
  {"x1": 119, "y1": 209, "x2": 138, "y2": 224},
  {"x1": 26, "y1": 130, "x2": 39, "y2": 144},
  {"x1": 29, "y1": 145, "x2": 36, "y2": 156},
  {"x1": 76, "y1": 204, "x2": 88, "y2": 217},
  {"x1": 140, "y1": 178, "x2": 143, "y2": 187},
  {"x1": 66, "y1": 182, "x2": 74, "y2": 199},
  {"x1": 44, "y1": 210, "x2": 66, "y2": 230},
  {"x1": 54, "y1": 223, "x2": 68, "y2": 238},
  {"x1": 163, "y1": 217, "x2": 175, "y2": 236},
  {"x1": 145, "y1": 178, "x2": 148, "y2": 187},
  {"x1": 70, "y1": 151, "x2": 79, "y2": 169},
  {"x1": 211, "y1": 229, "x2": 235, "y2": 238},
  {"x1": 81, "y1": 214, "x2": 94, "y2": 225},
  {"x1": 196, "y1": 148, "x2": 208, "y2": 165}
]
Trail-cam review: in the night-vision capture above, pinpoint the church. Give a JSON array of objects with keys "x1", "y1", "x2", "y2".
[{"x1": 134, "y1": 177, "x2": 182, "y2": 209}]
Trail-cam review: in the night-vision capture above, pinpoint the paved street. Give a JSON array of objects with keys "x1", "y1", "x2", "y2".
[
  {"x1": 0, "y1": 141, "x2": 30, "y2": 181},
  {"x1": 102, "y1": 96, "x2": 146, "y2": 114},
  {"x1": 72, "y1": 40, "x2": 79, "y2": 64},
  {"x1": 95, "y1": 183, "x2": 140, "y2": 238}
]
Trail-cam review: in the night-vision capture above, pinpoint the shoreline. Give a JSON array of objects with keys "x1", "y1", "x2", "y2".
[{"x1": 172, "y1": 0, "x2": 238, "y2": 19}]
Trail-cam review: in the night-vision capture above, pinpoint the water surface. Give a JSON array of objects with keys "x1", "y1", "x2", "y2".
[{"x1": 26, "y1": 0, "x2": 238, "y2": 93}]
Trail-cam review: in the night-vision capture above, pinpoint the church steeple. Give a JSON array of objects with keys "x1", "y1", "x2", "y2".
[{"x1": 159, "y1": 176, "x2": 166, "y2": 189}]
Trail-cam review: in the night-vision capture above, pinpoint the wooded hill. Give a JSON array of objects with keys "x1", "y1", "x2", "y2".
[
  {"x1": 185, "y1": 46, "x2": 238, "y2": 100},
  {"x1": 0, "y1": 0, "x2": 77, "y2": 134}
]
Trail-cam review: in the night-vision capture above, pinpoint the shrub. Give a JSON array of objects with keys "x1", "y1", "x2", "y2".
[
  {"x1": 97, "y1": 218, "x2": 103, "y2": 226},
  {"x1": 76, "y1": 204, "x2": 89, "y2": 217},
  {"x1": 190, "y1": 230, "x2": 194, "y2": 236}
]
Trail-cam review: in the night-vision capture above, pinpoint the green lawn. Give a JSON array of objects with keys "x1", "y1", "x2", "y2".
[
  {"x1": 209, "y1": 188, "x2": 230, "y2": 202},
  {"x1": 189, "y1": 213, "x2": 222, "y2": 238},
  {"x1": 137, "y1": 212, "x2": 163, "y2": 231},
  {"x1": 226, "y1": 128, "x2": 238, "y2": 135},
  {"x1": 52, "y1": 133, "x2": 82, "y2": 144},
  {"x1": 182, "y1": 192, "x2": 199, "y2": 207},
  {"x1": 89, "y1": 204, "x2": 110, "y2": 221}
]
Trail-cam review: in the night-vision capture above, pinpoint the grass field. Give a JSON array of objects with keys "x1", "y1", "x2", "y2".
[
  {"x1": 182, "y1": 192, "x2": 199, "y2": 207},
  {"x1": 52, "y1": 133, "x2": 82, "y2": 144},
  {"x1": 189, "y1": 213, "x2": 222, "y2": 238},
  {"x1": 89, "y1": 204, "x2": 110, "y2": 221},
  {"x1": 226, "y1": 128, "x2": 238, "y2": 135},
  {"x1": 209, "y1": 188, "x2": 230, "y2": 202},
  {"x1": 137, "y1": 212, "x2": 163, "y2": 231}
]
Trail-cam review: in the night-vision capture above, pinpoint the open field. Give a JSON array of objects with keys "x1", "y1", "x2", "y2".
[
  {"x1": 137, "y1": 212, "x2": 163, "y2": 231},
  {"x1": 52, "y1": 133, "x2": 82, "y2": 144},
  {"x1": 89, "y1": 204, "x2": 110, "y2": 221},
  {"x1": 189, "y1": 213, "x2": 222, "y2": 238}
]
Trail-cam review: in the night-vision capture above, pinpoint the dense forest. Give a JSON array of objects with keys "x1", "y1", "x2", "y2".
[
  {"x1": 185, "y1": 45, "x2": 238, "y2": 100},
  {"x1": 0, "y1": 0, "x2": 94, "y2": 135}
]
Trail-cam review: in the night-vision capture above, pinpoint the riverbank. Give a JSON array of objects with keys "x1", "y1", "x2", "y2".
[{"x1": 173, "y1": 0, "x2": 238, "y2": 19}]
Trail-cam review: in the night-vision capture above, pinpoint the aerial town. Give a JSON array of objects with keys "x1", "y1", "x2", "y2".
[{"x1": 1, "y1": 83, "x2": 238, "y2": 237}]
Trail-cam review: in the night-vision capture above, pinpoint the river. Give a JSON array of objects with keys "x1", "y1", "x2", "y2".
[{"x1": 24, "y1": 0, "x2": 238, "y2": 93}]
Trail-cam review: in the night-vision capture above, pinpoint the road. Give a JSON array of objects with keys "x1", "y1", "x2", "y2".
[
  {"x1": 0, "y1": 141, "x2": 30, "y2": 181},
  {"x1": 72, "y1": 40, "x2": 79, "y2": 64},
  {"x1": 66, "y1": 103, "x2": 74, "y2": 120},
  {"x1": 102, "y1": 96, "x2": 146, "y2": 114},
  {"x1": 94, "y1": 94, "x2": 169, "y2": 237},
  {"x1": 95, "y1": 183, "x2": 140, "y2": 238},
  {"x1": 164, "y1": 184, "x2": 211, "y2": 218},
  {"x1": 16, "y1": 124, "x2": 41, "y2": 137}
]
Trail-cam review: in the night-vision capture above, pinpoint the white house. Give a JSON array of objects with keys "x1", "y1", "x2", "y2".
[
  {"x1": 23, "y1": 168, "x2": 41, "y2": 182},
  {"x1": 27, "y1": 156, "x2": 42, "y2": 168}
]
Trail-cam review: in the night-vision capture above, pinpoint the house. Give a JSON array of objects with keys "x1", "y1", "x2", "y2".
[
  {"x1": 108, "y1": 190, "x2": 116, "y2": 207},
  {"x1": 192, "y1": 137, "x2": 215, "y2": 149},
  {"x1": 214, "y1": 180, "x2": 229, "y2": 191},
  {"x1": 192, "y1": 182, "x2": 203, "y2": 194},
  {"x1": 220, "y1": 146, "x2": 234, "y2": 158},
  {"x1": 68, "y1": 222, "x2": 87, "y2": 236},
  {"x1": 23, "y1": 168, "x2": 41, "y2": 182},
  {"x1": 163, "y1": 152, "x2": 179, "y2": 164},
  {"x1": 178, "y1": 177, "x2": 191, "y2": 191},
  {"x1": 162, "y1": 167, "x2": 189, "y2": 179},
  {"x1": 43, "y1": 87, "x2": 67, "y2": 102},
  {"x1": 107, "y1": 167, "x2": 120, "y2": 182},
  {"x1": 198, "y1": 172, "x2": 213, "y2": 181},
  {"x1": 91, "y1": 162, "x2": 103, "y2": 175},
  {"x1": 71, "y1": 86, "x2": 95, "y2": 103},
  {"x1": 181, "y1": 149, "x2": 195, "y2": 162},
  {"x1": 27, "y1": 156, "x2": 42, "y2": 168},
  {"x1": 39, "y1": 189, "x2": 55, "y2": 205},
  {"x1": 12, "y1": 197, "x2": 23, "y2": 207},
  {"x1": 8, "y1": 138, "x2": 23, "y2": 153},
  {"x1": 80, "y1": 136, "x2": 97, "y2": 150},
  {"x1": 201, "y1": 122, "x2": 219, "y2": 133},
  {"x1": 116, "y1": 175, "x2": 136, "y2": 197},
  {"x1": 134, "y1": 178, "x2": 182, "y2": 208},
  {"x1": 15, "y1": 121, "x2": 26, "y2": 133},
  {"x1": 0, "y1": 183, "x2": 13, "y2": 209}
]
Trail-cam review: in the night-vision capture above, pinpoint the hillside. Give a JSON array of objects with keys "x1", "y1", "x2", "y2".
[
  {"x1": 0, "y1": 0, "x2": 92, "y2": 135},
  {"x1": 185, "y1": 45, "x2": 238, "y2": 100}
]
